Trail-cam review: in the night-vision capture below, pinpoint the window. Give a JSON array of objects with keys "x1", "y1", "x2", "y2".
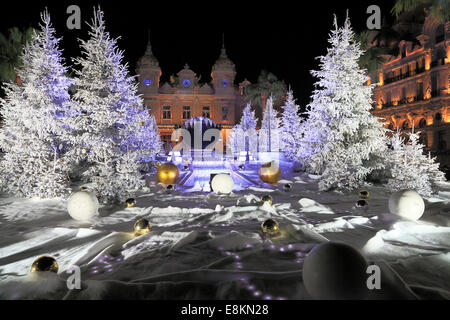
[
  {"x1": 386, "y1": 91, "x2": 391, "y2": 103},
  {"x1": 162, "y1": 106, "x2": 171, "y2": 119},
  {"x1": 202, "y1": 106, "x2": 210, "y2": 118},
  {"x1": 222, "y1": 106, "x2": 228, "y2": 121},
  {"x1": 417, "y1": 82, "x2": 423, "y2": 97},
  {"x1": 182, "y1": 106, "x2": 191, "y2": 119},
  {"x1": 401, "y1": 87, "x2": 406, "y2": 100},
  {"x1": 402, "y1": 120, "x2": 409, "y2": 130},
  {"x1": 420, "y1": 132, "x2": 428, "y2": 147},
  {"x1": 419, "y1": 118, "x2": 427, "y2": 128},
  {"x1": 438, "y1": 131, "x2": 446, "y2": 151},
  {"x1": 436, "y1": 25, "x2": 444, "y2": 43},
  {"x1": 435, "y1": 113, "x2": 442, "y2": 123},
  {"x1": 145, "y1": 79, "x2": 152, "y2": 87}
]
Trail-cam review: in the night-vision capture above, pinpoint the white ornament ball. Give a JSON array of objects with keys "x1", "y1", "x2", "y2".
[
  {"x1": 211, "y1": 174, "x2": 234, "y2": 194},
  {"x1": 303, "y1": 242, "x2": 368, "y2": 300},
  {"x1": 67, "y1": 191, "x2": 99, "y2": 221},
  {"x1": 388, "y1": 190, "x2": 425, "y2": 221}
]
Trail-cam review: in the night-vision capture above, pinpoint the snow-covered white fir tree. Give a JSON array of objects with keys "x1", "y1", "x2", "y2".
[
  {"x1": 297, "y1": 14, "x2": 388, "y2": 191},
  {"x1": 66, "y1": 7, "x2": 153, "y2": 203},
  {"x1": 280, "y1": 88, "x2": 303, "y2": 160},
  {"x1": 0, "y1": 11, "x2": 73, "y2": 198},
  {"x1": 387, "y1": 128, "x2": 445, "y2": 196},
  {"x1": 258, "y1": 96, "x2": 281, "y2": 153},
  {"x1": 227, "y1": 103, "x2": 258, "y2": 157}
]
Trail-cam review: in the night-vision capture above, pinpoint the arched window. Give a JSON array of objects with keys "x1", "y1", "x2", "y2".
[
  {"x1": 402, "y1": 120, "x2": 409, "y2": 130},
  {"x1": 435, "y1": 113, "x2": 442, "y2": 123},
  {"x1": 419, "y1": 118, "x2": 427, "y2": 128},
  {"x1": 419, "y1": 132, "x2": 428, "y2": 147},
  {"x1": 435, "y1": 24, "x2": 444, "y2": 43}
]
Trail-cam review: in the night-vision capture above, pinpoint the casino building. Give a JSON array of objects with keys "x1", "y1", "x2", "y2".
[
  {"x1": 370, "y1": 13, "x2": 449, "y2": 168},
  {"x1": 135, "y1": 37, "x2": 250, "y2": 152}
]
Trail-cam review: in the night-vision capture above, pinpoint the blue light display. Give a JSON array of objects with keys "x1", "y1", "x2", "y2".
[
  {"x1": 145, "y1": 79, "x2": 152, "y2": 86},
  {"x1": 222, "y1": 79, "x2": 228, "y2": 87},
  {"x1": 182, "y1": 79, "x2": 191, "y2": 87}
]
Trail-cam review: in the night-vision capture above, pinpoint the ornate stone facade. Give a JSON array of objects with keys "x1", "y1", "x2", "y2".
[
  {"x1": 136, "y1": 37, "x2": 249, "y2": 152},
  {"x1": 371, "y1": 15, "x2": 450, "y2": 168}
]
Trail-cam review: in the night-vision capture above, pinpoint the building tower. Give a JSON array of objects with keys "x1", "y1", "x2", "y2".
[
  {"x1": 136, "y1": 32, "x2": 161, "y2": 103},
  {"x1": 211, "y1": 35, "x2": 236, "y2": 96}
]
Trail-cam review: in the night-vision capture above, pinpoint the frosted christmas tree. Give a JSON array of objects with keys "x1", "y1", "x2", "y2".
[
  {"x1": 298, "y1": 14, "x2": 387, "y2": 191},
  {"x1": 280, "y1": 88, "x2": 303, "y2": 160},
  {"x1": 258, "y1": 96, "x2": 281, "y2": 153},
  {"x1": 0, "y1": 11, "x2": 73, "y2": 198},
  {"x1": 227, "y1": 103, "x2": 258, "y2": 157},
  {"x1": 66, "y1": 7, "x2": 148, "y2": 203},
  {"x1": 387, "y1": 128, "x2": 445, "y2": 196}
]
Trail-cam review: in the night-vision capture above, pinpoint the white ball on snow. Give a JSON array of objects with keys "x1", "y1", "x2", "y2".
[
  {"x1": 67, "y1": 191, "x2": 99, "y2": 221},
  {"x1": 388, "y1": 190, "x2": 424, "y2": 221},
  {"x1": 211, "y1": 174, "x2": 234, "y2": 194}
]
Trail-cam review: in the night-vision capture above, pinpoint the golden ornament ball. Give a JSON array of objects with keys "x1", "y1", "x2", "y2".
[
  {"x1": 30, "y1": 256, "x2": 59, "y2": 273},
  {"x1": 359, "y1": 190, "x2": 370, "y2": 199},
  {"x1": 261, "y1": 195, "x2": 273, "y2": 206},
  {"x1": 261, "y1": 218, "x2": 280, "y2": 235},
  {"x1": 134, "y1": 218, "x2": 151, "y2": 236},
  {"x1": 259, "y1": 161, "x2": 281, "y2": 184},
  {"x1": 157, "y1": 162, "x2": 179, "y2": 185},
  {"x1": 125, "y1": 198, "x2": 136, "y2": 208}
]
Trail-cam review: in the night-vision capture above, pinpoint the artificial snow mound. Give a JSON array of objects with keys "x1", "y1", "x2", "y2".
[
  {"x1": 67, "y1": 191, "x2": 99, "y2": 221},
  {"x1": 388, "y1": 190, "x2": 425, "y2": 221}
]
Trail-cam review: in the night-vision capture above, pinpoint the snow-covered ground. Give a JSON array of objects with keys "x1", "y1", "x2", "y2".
[{"x1": 0, "y1": 163, "x2": 449, "y2": 300}]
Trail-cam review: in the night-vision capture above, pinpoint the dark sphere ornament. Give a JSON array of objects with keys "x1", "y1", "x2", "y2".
[
  {"x1": 134, "y1": 218, "x2": 151, "y2": 236},
  {"x1": 30, "y1": 256, "x2": 59, "y2": 273},
  {"x1": 261, "y1": 218, "x2": 280, "y2": 235},
  {"x1": 238, "y1": 164, "x2": 245, "y2": 170},
  {"x1": 261, "y1": 195, "x2": 273, "y2": 206},
  {"x1": 359, "y1": 190, "x2": 370, "y2": 199},
  {"x1": 302, "y1": 242, "x2": 368, "y2": 300},
  {"x1": 355, "y1": 199, "x2": 368, "y2": 208},
  {"x1": 125, "y1": 198, "x2": 136, "y2": 208},
  {"x1": 283, "y1": 183, "x2": 292, "y2": 192},
  {"x1": 166, "y1": 184, "x2": 174, "y2": 190}
]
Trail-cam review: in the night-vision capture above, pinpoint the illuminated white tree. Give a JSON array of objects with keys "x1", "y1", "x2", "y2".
[
  {"x1": 387, "y1": 128, "x2": 445, "y2": 196},
  {"x1": 259, "y1": 96, "x2": 281, "y2": 153},
  {"x1": 66, "y1": 8, "x2": 150, "y2": 203},
  {"x1": 228, "y1": 103, "x2": 258, "y2": 156},
  {"x1": 0, "y1": 11, "x2": 73, "y2": 198},
  {"x1": 280, "y1": 88, "x2": 303, "y2": 160},
  {"x1": 298, "y1": 14, "x2": 388, "y2": 191}
]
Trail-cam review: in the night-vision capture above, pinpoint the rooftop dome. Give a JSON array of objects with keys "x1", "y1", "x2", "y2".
[
  {"x1": 212, "y1": 35, "x2": 235, "y2": 72},
  {"x1": 137, "y1": 32, "x2": 160, "y2": 68}
]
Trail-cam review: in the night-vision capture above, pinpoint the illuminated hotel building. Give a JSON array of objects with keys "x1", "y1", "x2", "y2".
[
  {"x1": 371, "y1": 14, "x2": 449, "y2": 167},
  {"x1": 136, "y1": 37, "x2": 250, "y2": 152}
]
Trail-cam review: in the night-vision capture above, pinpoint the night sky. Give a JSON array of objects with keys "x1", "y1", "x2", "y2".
[{"x1": 0, "y1": 0, "x2": 396, "y2": 108}]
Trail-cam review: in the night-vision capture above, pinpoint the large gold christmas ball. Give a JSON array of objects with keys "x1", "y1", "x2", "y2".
[
  {"x1": 359, "y1": 190, "x2": 369, "y2": 199},
  {"x1": 30, "y1": 256, "x2": 59, "y2": 273},
  {"x1": 125, "y1": 198, "x2": 136, "y2": 208},
  {"x1": 134, "y1": 218, "x2": 151, "y2": 236},
  {"x1": 259, "y1": 161, "x2": 281, "y2": 184},
  {"x1": 261, "y1": 218, "x2": 280, "y2": 235},
  {"x1": 261, "y1": 195, "x2": 273, "y2": 206},
  {"x1": 157, "y1": 163, "x2": 179, "y2": 185}
]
